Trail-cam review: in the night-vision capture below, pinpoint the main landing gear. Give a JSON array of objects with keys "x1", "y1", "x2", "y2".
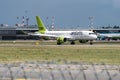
[
  {"x1": 90, "y1": 40, "x2": 93, "y2": 45},
  {"x1": 57, "y1": 42, "x2": 61, "y2": 45},
  {"x1": 71, "y1": 41, "x2": 75, "y2": 45}
]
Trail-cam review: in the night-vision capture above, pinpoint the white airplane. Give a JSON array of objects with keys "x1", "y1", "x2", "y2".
[
  {"x1": 98, "y1": 33, "x2": 120, "y2": 40},
  {"x1": 28, "y1": 16, "x2": 97, "y2": 45}
]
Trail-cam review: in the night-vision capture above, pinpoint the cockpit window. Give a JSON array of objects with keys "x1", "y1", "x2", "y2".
[{"x1": 89, "y1": 33, "x2": 96, "y2": 35}]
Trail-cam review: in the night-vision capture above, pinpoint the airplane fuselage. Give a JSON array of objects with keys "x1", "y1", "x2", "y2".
[{"x1": 35, "y1": 30, "x2": 97, "y2": 41}]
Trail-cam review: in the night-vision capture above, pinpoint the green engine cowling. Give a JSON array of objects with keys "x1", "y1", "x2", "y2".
[{"x1": 57, "y1": 37, "x2": 67, "y2": 45}]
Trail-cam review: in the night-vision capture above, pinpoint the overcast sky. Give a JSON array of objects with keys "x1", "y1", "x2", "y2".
[{"x1": 0, "y1": 0, "x2": 120, "y2": 28}]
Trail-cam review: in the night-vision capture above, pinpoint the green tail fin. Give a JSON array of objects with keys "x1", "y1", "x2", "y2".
[{"x1": 36, "y1": 16, "x2": 47, "y2": 34}]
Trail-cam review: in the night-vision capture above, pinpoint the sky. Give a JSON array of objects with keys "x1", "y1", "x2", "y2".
[{"x1": 0, "y1": 0, "x2": 120, "y2": 29}]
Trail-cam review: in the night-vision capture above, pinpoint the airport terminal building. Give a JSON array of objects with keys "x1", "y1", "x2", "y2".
[
  {"x1": 0, "y1": 25, "x2": 38, "y2": 40},
  {"x1": 0, "y1": 25, "x2": 120, "y2": 40}
]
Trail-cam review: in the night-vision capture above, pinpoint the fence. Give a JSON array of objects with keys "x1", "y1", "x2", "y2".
[{"x1": 0, "y1": 61, "x2": 119, "y2": 80}]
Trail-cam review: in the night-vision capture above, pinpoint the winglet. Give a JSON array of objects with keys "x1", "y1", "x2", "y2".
[{"x1": 36, "y1": 16, "x2": 47, "y2": 34}]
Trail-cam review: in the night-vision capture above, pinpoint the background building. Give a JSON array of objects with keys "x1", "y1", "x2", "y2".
[
  {"x1": 0, "y1": 25, "x2": 38, "y2": 40},
  {"x1": 0, "y1": 25, "x2": 120, "y2": 40}
]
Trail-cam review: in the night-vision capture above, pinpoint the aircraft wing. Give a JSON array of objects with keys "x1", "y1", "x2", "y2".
[{"x1": 28, "y1": 33, "x2": 72, "y2": 39}]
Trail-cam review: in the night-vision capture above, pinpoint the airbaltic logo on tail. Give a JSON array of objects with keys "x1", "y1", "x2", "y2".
[{"x1": 36, "y1": 16, "x2": 46, "y2": 34}]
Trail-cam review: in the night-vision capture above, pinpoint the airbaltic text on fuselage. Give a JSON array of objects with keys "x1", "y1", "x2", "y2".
[{"x1": 71, "y1": 32, "x2": 83, "y2": 35}]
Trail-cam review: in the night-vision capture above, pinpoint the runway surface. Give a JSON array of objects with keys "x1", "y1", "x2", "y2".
[{"x1": 0, "y1": 40, "x2": 120, "y2": 46}]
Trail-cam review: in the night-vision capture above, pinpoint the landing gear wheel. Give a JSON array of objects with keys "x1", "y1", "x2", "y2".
[
  {"x1": 90, "y1": 40, "x2": 93, "y2": 45},
  {"x1": 57, "y1": 42, "x2": 61, "y2": 45},
  {"x1": 71, "y1": 41, "x2": 75, "y2": 45}
]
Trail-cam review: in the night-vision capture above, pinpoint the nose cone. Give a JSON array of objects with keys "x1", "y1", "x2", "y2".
[{"x1": 92, "y1": 35, "x2": 98, "y2": 40}]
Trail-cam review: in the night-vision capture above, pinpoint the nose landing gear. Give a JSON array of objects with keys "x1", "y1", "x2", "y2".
[{"x1": 71, "y1": 41, "x2": 75, "y2": 45}]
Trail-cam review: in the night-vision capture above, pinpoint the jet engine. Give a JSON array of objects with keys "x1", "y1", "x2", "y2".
[{"x1": 57, "y1": 37, "x2": 67, "y2": 45}]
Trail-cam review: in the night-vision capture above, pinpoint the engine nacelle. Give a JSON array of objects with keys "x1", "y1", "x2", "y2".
[
  {"x1": 79, "y1": 40, "x2": 89, "y2": 43},
  {"x1": 57, "y1": 37, "x2": 67, "y2": 45}
]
